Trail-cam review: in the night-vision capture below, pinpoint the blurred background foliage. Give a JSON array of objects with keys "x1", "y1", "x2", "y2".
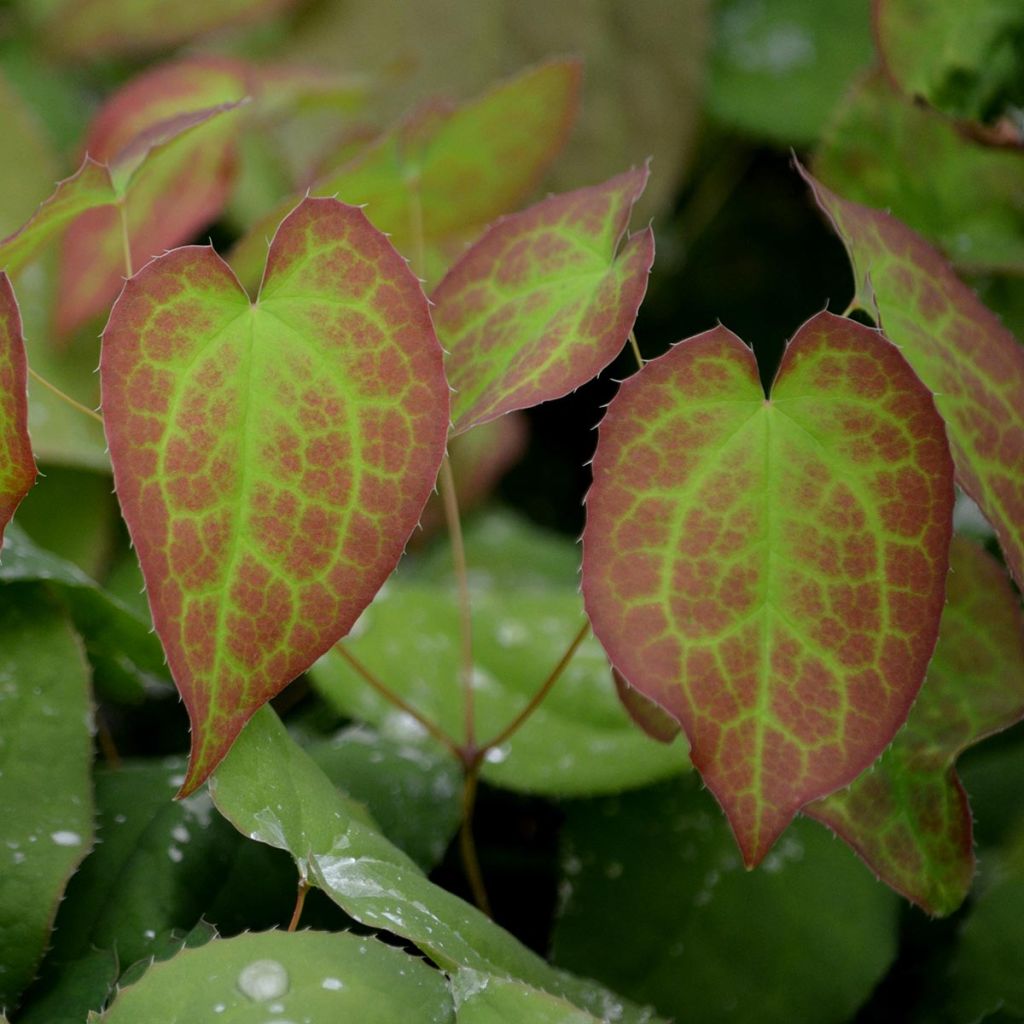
[{"x1": 0, "y1": 1, "x2": 1022, "y2": 1022}]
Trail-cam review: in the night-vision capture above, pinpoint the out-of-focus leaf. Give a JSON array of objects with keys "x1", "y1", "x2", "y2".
[
  {"x1": 231, "y1": 60, "x2": 582, "y2": 289},
  {"x1": 949, "y1": 827, "x2": 1024, "y2": 1020},
  {"x1": 815, "y1": 72, "x2": 1024, "y2": 274},
  {"x1": 805, "y1": 168, "x2": 1024, "y2": 589},
  {"x1": 42, "y1": 0, "x2": 299, "y2": 60},
  {"x1": 15, "y1": 948, "x2": 119, "y2": 1024},
  {"x1": 0, "y1": 273, "x2": 36, "y2": 547},
  {"x1": 708, "y1": 0, "x2": 874, "y2": 144},
  {"x1": 875, "y1": 0, "x2": 1024, "y2": 124},
  {"x1": 436, "y1": 168, "x2": 653, "y2": 434},
  {"x1": 211, "y1": 707, "x2": 668, "y2": 1024},
  {"x1": 612, "y1": 669, "x2": 681, "y2": 745},
  {"x1": 284, "y1": 0, "x2": 708, "y2": 217},
  {"x1": 102, "y1": 197, "x2": 449, "y2": 795},
  {"x1": 451, "y1": 971, "x2": 604, "y2": 1023},
  {"x1": 91, "y1": 930, "x2": 454, "y2": 1023},
  {"x1": 0, "y1": 586, "x2": 93, "y2": 1012},
  {"x1": 312, "y1": 580, "x2": 687, "y2": 796},
  {"x1": 0, "y1": 70, "x2": 57, "y2": 238},
  {"x1": 552, "y1": 778, "x2": 900, "y2": 1024},
  {"x1": 808, "y1": 537, "x2": 1024, "y2": 915},
  {"x1": 582, "y1": 312, "x2": 954, "y2": 865},
  {"x1": 308, "y1": 726, "x2": 462, "y2": 870}
]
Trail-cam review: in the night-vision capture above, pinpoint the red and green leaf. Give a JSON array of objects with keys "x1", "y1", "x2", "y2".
[
  {"x1": 100, "y1": 196, "x2": 449, "y2": 794},
  {"x1": 808, "y1": 536, "x2": 1024, "y2": 915},
  {"x1": 582, "y1": 311, "x2": 954, "y2": 865},
  {"x1": 0, "y1": 274, "x2": 35, "y2": 546},
  {"x1": 435, "y1": 167, "x2": 654, "y2": 435},
  {"x1": 803, "y1": 168, "x2": 1024, "y2": 588},
  {"x1": 230, "y1": 60, "x2": 581, "y2": 287}
]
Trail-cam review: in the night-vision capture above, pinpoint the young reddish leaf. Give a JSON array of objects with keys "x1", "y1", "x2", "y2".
[
  {"x1": 43, "y1": 0, "x2": 297, "y2": 60},
  {"x1": 0, "y1": 274, "x2": 35, "y2": 546},
  {"x1": 803, "y1": 168, "x2": 1024, "y2": 588},
  {"x1": 230, "y1": 60, "x2": 581, "y2": 288},
  {"x1": 807, "y1": 536, "x2": 1024, "y2": 916},
  {"x1": 612, "y1": 668, "x2": 682, "y2": 746},
  {"x1": 435, "y1": 167, "x2": 654, "y2": 435},
  {"x1": 582, "y1": 311, "x2": 954, "y2": 865},
  {"x1": 100, "y1": 196, "x2": 449, "y2": 795}
]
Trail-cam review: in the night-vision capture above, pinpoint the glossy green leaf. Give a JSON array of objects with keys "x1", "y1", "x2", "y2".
[
  {"x1": 875, "y1": 0, "x2": 1024, "y2": 123},
  {"x1": 101, "y1": 196, "x2": 449, "y2": 793},
  {"x1": 0, "y1": 273, "x2": 35, "y2": 546},
  {"x1": 0, "y1": 70, "x2": 57, "y2": 239},
  {"x1": 43, "y1": 0, "x2": 298, "y2": 59},
  {"x1": 949, "y1": 827, "x2": 1024, "y2": 1021},
  {"x1": 451, "y1": 971, "x2": 603, "y2": 1023},
  {"x1": 1, "y1": 524, "x2": 170, "y2": 704},
  {"x1": 805, "y1": 168, "x2": 1024, "y2": 588},
  {"x1": 90, "y1": 930, "x2": 454, "y2": 1023},
  {"x1": 709, "y1": 0, "x2": 874, "y2": 143},
  {"x1": 435, "y1": 167, "x2": 654, "y2": 435},
  {"x1": 312, "y1": 581, "x2": 687, "y2": 796},
  {"x1": 808, "y1": 537, "x2": 1024, "y2": 914},
  {"x1": 15, "y1": 948, "x2": 119, "y2": 1024},
  {"x1": 230, "y1": 60, "x2": 581, "y2": 288},
  {"x1": 552, "y1": 779, "x2": 899, "y2": 1024},
  {"x1": 0, "y1": 586, "x2": 93, "y2": 1012},
  {"x1": 211, "y1": 707, "x2": 667, "y2": 1024},
  {"x1": 583, "y1": 311, "x2": 955, "y2": 864},
  {"x1": 815, "y1": 72, "x2": 1024, "y2": 274}
]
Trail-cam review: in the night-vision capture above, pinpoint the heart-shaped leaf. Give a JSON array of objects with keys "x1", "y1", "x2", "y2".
[
  {"x1": 435, "y1": 167, "x2": 654, "y2": 435},
  {"x1": 230, "y1": 59, "x2": 581, "y2": 288},
  {"x1": 0, "y1": 274, "x2": 35, "y2": 546},
  {"x1": 101, "y1": 196, "x2": 449, "y2": 794},
  {"x1": 803, "y1": 167, "x2": 1024, "y2": 588},
  {"x1": 807, "y1": 536, "x2": 1024, "y2": 915},
  {"x1": 582, "y1": 311, "x2": 955, "y2": 864}
]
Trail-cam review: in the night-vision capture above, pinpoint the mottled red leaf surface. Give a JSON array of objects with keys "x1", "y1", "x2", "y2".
[
  {"x1": 101, "y1": 197, "x2": 449, "y2": 793},
  {"x1": 582, "y1": 312, "x2": 954, "y2": 864},
  {"x1": 0, "y1": 274, "x2": 35, "y2": 546},
  {"x1": 230, "y1": 60, "x2": 580, "y2": 288},
  {"x1": 435, "y1": 167, "x2": 654, "y2": 435},
  {"x1": 808, "y1": 536, "x2": 1024, "y2": 915},
  {"x1": 804, "y1": 168, "x2": 1024, "y2": 588}
]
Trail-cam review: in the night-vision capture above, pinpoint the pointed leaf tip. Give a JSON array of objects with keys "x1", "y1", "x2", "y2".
[
  {"x1": 101, "y1": 196, "x2": 449, "y2": 794},
  {"x1": 583, "y1": 311, "x2": 954, "y2": 865}
]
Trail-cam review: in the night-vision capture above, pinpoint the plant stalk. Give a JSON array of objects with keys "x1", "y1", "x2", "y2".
[
  {"x1": 287, "y1": 879, "x2": 310, "y2": 932},
  {"x1": 458, "y1": 767, "x2": 492, "y2": 917},
  {"x1": 27, "y1": 366, "x2": 104, "y2": 425}
]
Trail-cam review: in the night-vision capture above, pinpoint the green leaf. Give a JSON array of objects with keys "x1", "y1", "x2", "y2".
[
  {"x1": 804, "y1": 167, "x2": 1024, "y2": 588},
  {"x1": 312, "y1": 581, "x2": 687, "y2": 797},
  {"x1": 101, "y1": 196, "x2": 449, "y2": 794},
  {"x1": 308, "y1": 726, "x2": 462, "y2": 869},
  {"x1": 814, "y1": 72, "x2": 1024, "y2": 274},
  {"x1": 90, "y1": 930, "x2": 454, "y2": 1023},
  {"x1": 451, "y1": 971, "x2": 604, "y2": 1023},
  {"x1": 552, "y1": 779, "x2": 899, "y2": 1024},
  {"x1": 15, "y1": 948, "x2": 119, "y2": 1024},
  {"x1": 949, "y1": 827, "x2": 1024, "y2": 1020},
  {"x1": 875, "y1": 0, "x2": 1024, "y2": 123},
  {"x1": 230, "y1": 60, "x2": 582, "y2": 289},
  {"x1": 0, "y1": 586, "x2": 93, "y2": 1012},
  {"x1": 582, "y1": 311, "x2": 955, "y2": 864},
  {"x1": 211, "y1": 707, "x2": 667, "y2": 1024},
  {"x1": 0, "y1": 273, "x2": 35, "y2": 546},
  {"x1": 42, "y1": 0, "x2": 298, "y2": 60},
  {"x1": 436, "y1": 168, "x2": 653, "y2": 435},
  {"x1": 708, "y1": 0, "x2": 874, "y2": 143},
  {"x1": 808, "y1": 537, "x2": 1024, "y2": 914}
]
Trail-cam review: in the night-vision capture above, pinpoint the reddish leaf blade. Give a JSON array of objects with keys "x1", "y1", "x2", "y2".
[
  {"x1": 435, "y1": 167, "x2": 654, "y2": 435},
  {"x1": 803, "y1": 167, "x2": 1024, "y2": 588},
  {"x1": 808, "y1": 536, "x2": 1024, "y2": 915},
  {"x1": 582, "y1": 312, "x2": 954, "y2": 865},
  {"x1": 230, "y1": 60, "x2": 581, "y2": 288},
  {"x1": 0, "y1": 274, "x2": 35, "y2": 546},
  {"x1": 101, "y1": 197, "x2": 449, "y2": 794}
]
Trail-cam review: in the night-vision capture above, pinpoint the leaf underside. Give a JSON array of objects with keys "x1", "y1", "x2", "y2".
[
  {"x1": 101, "y1": 196, "x2": 449, "y2": 793},
  {"x1": 583, "y1": 311, "x2": 954, "y2": 864}
]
